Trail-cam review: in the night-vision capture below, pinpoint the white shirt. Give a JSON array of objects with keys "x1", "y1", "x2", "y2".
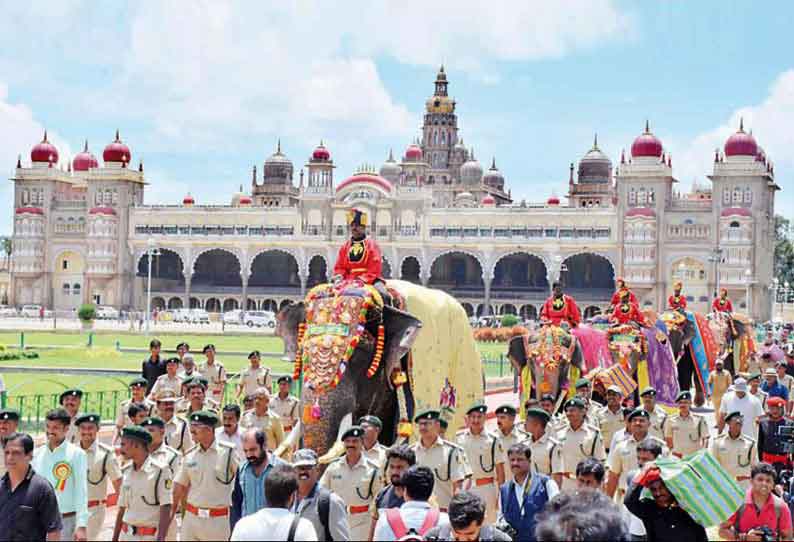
[
  {"x1": 215, "y1": 426, "x2": 244, "y2": 459},
  {"x1": 231, "y1": 507, "x2": 317, "y2": 541},
  {"x1": 512, "y1": 473, "x2": 559, "y2": 505},
  {"x1": 373, "y1": 501, "x2": 450, "y2": 541},
  {"x1": 719, "y1": 391, "x2": 764, "y2": 438}
]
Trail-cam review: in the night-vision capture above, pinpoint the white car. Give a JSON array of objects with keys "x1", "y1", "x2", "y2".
[
  {"x1": 189, "y1": 309, "x2": 211, "y2": 324},
  {"x1": 0, "y1": 305, "x2": 17, "y2": 317},
  {"x1": 95, "y1": 306, "x2": 119, "y2": 319},
  {"x1": 243, "y1": 310, "x2": 276, "y2": 328},
  {"x1": 222, "y1": 310, "x2": 243, "y2": 325},
  {"x1": 20, "y1": 304, "x2": 43, "y2": 318}
]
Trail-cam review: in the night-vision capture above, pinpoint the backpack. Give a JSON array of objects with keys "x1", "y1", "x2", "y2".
[
  {"x1": 385, "y1": 507, "x2": 440, "y2": 541},
  {"x1": 317, "y1": 488, "x2": 332, "y2": 541}
]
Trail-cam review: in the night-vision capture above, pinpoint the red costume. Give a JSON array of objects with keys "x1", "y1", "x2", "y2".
[
  {"x1": 668, "y1": 294, "x2": 687, "y2": 310},
  {"x1": 610, "y1": 299, "x2": 647, "y2": 326},
  {"x1": 540, "y1": 294, "x2": 582, "y2": 327},
  {"x1": 610, "y1": 283, "x2": 637, "y2": 308},
  {"x1": 333, "y1": 236, "x2": 383, "y2": 284},
  {"x1": 712, "y1": 295, "x2": 733, "y2": 313}
]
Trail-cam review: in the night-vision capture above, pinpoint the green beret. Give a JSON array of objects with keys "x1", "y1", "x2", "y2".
[
  {"x1": 676, "y1": 390, "x2": 692, "y2": 402},
  {"x1": 74, "y1": 413, "x2": 101, "y2": 426},
  {"x1": 466, "y1": 403, "x2": 488, "y2": 415},
  {"x1": 575, "y1": 378, "x2": 591, "y2": 389},
  {"x1": 564, "y1": 397, "x2": 586, "y2": 410},
  {"x1": 202, "y1": 344, "x2": 215, "y2": 353},
  {"x1": 188, "y1": 410, "x2": 219, "y2": 427},
  {"x1": 539, "y1": 394, "x2": 556, "y2": 403},
  {"x1": 341, "y1": 426, "x2": 364, "y2": 440},
  {"x1": 725, "y1": 411, "x2": 744, "y2": 423},
  {"x1": 640, "y1": 387, "x2": 657, "y2": 397},
  {"x1": 185, "y1": 376, "x2": 209, "y2": 389},
  {"x1": 439, "y1": 418, "x2": 449, "y2": 430},
  {"x1": 277, "y1": 375, "x2": 292, "y2": 384},
  {"x1": 122, "y1": 425, "x2": 152, "y2": 444},
  {"x1": 358, "y1": 415, "x2": 382, "y2": 430},
  {"x1": 628, "y1": 408, "x2": 650, "y2": 421},
  {"x1": 494, "y1": 404, "x2": 517, "y2": 416},
  {"x1": 525, "y1": 408, "x2": 551, "y2": 423},
  {"x1": 248, "y1": 350, "x2": 261, "y2": 359},
  {"x1": 165, "y1": 357, "x2": 181, "y2": 365},
  {"x1": 59, "y1": 389, "x2": 83, "y2": 403},
  {"x1": 0, "y1": 408, "x2": 20, "y2": 422},
  {"x1": 141, "y1": 416, "x2": 165, "y2": 429},
  {"x1": 414, "y1": 409, "x2": 440, "y2": 422},
  {"x1": 129, "y1": 377, "x2": 148, "y2": 388}
]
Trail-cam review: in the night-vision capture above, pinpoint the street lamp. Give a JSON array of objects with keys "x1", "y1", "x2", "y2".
[
  {"x1": 145, "y1": 238, "x2": 161, "y2": 336},
  {"x1": 744, "y1": 269, "x2": 752, "y2": 317},
  {"x1": 708, "y1": 246, "x2": 724, "y2": 299}
]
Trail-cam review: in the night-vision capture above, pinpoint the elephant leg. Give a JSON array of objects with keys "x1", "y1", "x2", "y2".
[
  {"x1": 678, "y1": 353, "x2": 694, "y2": 395},
  {"x1": 693, "y1": 372, "x2": 705, "y2": 408}
]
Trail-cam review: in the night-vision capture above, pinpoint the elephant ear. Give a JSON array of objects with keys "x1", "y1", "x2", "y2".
[
  {"x1": 569, "y1": 337, "x2": 585, "y2": 371},
  {"x1": 382, "y1": 305, "x2": 422, "y2": 387},
  {"x1": 276, "y1": 302, "x2": 306, "y2": 362},
  {"x1": 507, "y1": 334, "x2": 529, "y2": 371}
]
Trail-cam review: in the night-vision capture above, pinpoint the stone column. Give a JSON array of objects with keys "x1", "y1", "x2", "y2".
[
  {"x1": 483, "y1": 274, "x2": 493, "y2": 316},
  {"x1": 183, "y1": 274, "x2": 191, "y2": 309},
  {"x1": 241, "y1": 274, "x2": 249, "y2": 311},
  {"x1": 300, "y1": 273, "x2": 307, "y2": 297}
]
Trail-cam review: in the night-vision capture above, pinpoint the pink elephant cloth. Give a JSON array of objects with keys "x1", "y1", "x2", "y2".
[
  {"x1": 759, "y1": 343, "x2": 785, "y2": 363},
  {"x1": 572, "y1": 325, "x2": 611, "y2": 371}
]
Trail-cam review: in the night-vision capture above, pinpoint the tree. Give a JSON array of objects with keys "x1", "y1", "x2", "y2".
[{"x1": 774, "y1": 215, "x2": 794, "y2": 286}]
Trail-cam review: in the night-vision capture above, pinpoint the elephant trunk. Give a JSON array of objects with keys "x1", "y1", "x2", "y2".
[{"x1": 300, "y1": 376, "x2": 357, "y2": 458}]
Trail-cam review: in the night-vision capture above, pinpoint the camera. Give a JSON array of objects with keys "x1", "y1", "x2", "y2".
[
  {"x1": 778, "y1": 425, "x2": 794, "y2": 455},
  {"x1": 756, "y1": 525, "x2": 774, "y2": 542}
]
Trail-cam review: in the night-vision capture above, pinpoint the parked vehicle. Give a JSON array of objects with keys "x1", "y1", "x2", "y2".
[
  {"x1": 243, "y1": 310, "x2": 276, "y2": 328},
  {"x1": 222, "y1": 309, "x2": 244, "y2": 325},
  {"x1": 95, "y1": 305, "x2": 119, "y2": 319},
  {"x1": 0, "y1": 305, "x2": 17, "y2": 317},
  {"x1": 20, "y1": 304, "x2": 43, "y2": 318},
  {"x1": 189, "y1": 309, "x2": 211, "y2": 324}
]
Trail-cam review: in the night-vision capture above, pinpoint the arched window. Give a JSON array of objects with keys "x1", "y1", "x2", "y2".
[
  {"x1": 638, "y1": 188, "x2": 647, "y2": 205},
  {"x1": 72, "y1": 283, "x2": 81, "y2": 296},
  {"x1": 629, "y1": 188, "x2": 636, "y2": 205},
  {"x1": 62, "y1": 283, "x2": 71, "y2": 295},
  {"x1": 744, "y1": 187, "x2": 752, "y2": 203},
  {"x1": 723, "y1": 188, "x2": 731, "y2": 204},
  {"x1": 729, "y1": 221, "x2": 740, "y2": 228},
  {"x1": 732, "y1": 188, "x2": 742, "y2": 203}
]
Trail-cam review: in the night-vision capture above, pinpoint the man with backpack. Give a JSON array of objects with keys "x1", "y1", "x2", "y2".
[
  {"x1": 373, "y1": 465, "x2": 449, "y2": 541},
  {"x1": 292, "y1": 449, "x2": 350, "y2": 541}
]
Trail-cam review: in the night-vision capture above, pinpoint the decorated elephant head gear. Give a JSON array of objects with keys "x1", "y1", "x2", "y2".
[
  {"x1": 674, "y1": 281, "x2": 682, "y2": 291},
  {"x1": 346, "y1": 208, "x2": 368, "y2": 226}
]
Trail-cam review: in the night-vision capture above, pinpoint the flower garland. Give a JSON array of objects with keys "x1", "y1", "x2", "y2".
[{"x1": 292, "y1": 322, "x2": 306, "y2": 381}]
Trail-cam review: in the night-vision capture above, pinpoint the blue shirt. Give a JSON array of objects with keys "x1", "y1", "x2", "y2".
[
  {"x1": 230, "y1": 454, "x2": 286, "y2": 530},
  {"x1": 32, "y1": 439, "x2": 88, "y2": 527},
  {"x1": 761, "y1": 380, "x2": 790, "y2": 401}
]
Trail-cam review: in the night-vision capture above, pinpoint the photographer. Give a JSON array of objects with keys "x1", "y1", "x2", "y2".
[{"x1": 719, "y1": 462, "x2": 793, "y2": 541}]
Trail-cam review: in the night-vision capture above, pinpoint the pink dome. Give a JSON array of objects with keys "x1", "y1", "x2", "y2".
[
  {"x1": 103, "y1": 130, "x2": 131, "y2": 163},
  {"x1": 405, "y1": 143, "x2": 423, "y2": 161},
  {"x1": 547, "y1": 196, "x2": 560, "y2": 206},
  {"x1": 721, "y1": 207, "x2": 752, "y2": 217},
  {"x1": 312, "y1": 142, "x2": 330, "y2": 161},
  {"x1": 724, "y1": 120, "x2": 758, "y2": 157},
  {"x1": 89, "y1": 206, "x2": 115, "y2": 216},
  {"x1": 15, "y1": 207, "x2": 44, "y2": 215},
  {"x1": 482, "y1": 194, "x2": 496, "y2": 205},
  {"x1": 30, "y1": 131, "x2": 59, "y2": 164},
  {"x1": 336, "y1": 172, "x2": 393, "y2": 193},
  {"x1": 239, "y1": 195, "x2": 253, "y2": 205},
  {"x1": 626, "y1": 207, "x2": 656, "y2": 218},
  {"x1": 183, "y1": 194, "x2": 195, "y2": 205},
  {"x1": 72, "y1": 141, "x2": 99, "y2": 171},
  {"x1": 630, "y1": 121, "x2": 663, "y2": 158}
]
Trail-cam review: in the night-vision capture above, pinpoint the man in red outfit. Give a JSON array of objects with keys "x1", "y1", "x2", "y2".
[
  {"x1": 668, "y1": 281, "x2": 687, "y2": 312},
  {"x1": 609, "y1": 278, "x2": 637, "y2": 311},
  {"x1": 712, "y1": 288, "x2": 734, "y2": 313},
  {"x1": 610, "y1": 290, "x2": 647, "y2": 327},
  {"x1": 333, "y1": 208, "x2": 383, "y2": 284},
  {"x1": 540, "y1": 282, "x2": 581, "y2": 328}
]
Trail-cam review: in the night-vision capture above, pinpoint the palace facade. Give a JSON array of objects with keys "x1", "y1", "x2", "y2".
[{"x1": 9, "y1": 68, "x2": 779, "y2": 320}]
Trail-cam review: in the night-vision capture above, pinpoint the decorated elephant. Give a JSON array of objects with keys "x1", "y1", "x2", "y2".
[
  {"x1": 507, "y1": 325, "x2": 585, "y2": 413},
  {"x1": 276, "y1": 279, "x2": 483, "y2": 460},
  {"x1": 709, "y1": 312, "x2": 756, "y2": 374},
  {"x1": 660, "y1": 310, "x2": 710, "y2": 407}
]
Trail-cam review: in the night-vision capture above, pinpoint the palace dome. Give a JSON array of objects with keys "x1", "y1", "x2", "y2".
[
  {"x1": 337, "y1": 172, "x2": 393, "y2": 193},
  {"x1": 312, "y1": 142, "x2": 330, "y2": 161},
  {"x1": 547, "y1": 195, "x2": 560, "y2": 206},
  {"x1": 31, "y1": 131, "x2": 59, "y2": 164},
  {"x1": 183, "y1": 193, "x2": 195, "y2": 205},
  {"x1": 460, "y1": 150, "x2": 483, "y2": 184},
  {"x1": 724, "y1": 120, "x2": 758, "y2": 157},
  {"x1": 578, "y1": 135, "x2": 612, "y2": 181},
  {"x1": 631, "y1": 121, "x2": 663, "y2": 158},
  {"x1": 482, "y1": 158, "x2": 504, "y2": 190},
  {"x1": 103, "y1": 130, "x2": 131, "y2": 163},
  {"x1": 405, "y1": 143, "x2": 423, "y2": 161},
  {"x1": 72, "y1": 141, "x2": 99, "y2": 171}
]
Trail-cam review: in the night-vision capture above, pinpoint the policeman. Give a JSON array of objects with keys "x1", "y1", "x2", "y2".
[
  {"x1": 605, "y1": 408, "x2": 668, "y2": 499},
  {"x1": 112, "y1": 425, "x2": 172, "y2": 542},
  {"x1": 0, "y1": 408, "x2": 20, "y2": 477},
  {"x1": 236, "y1": 350, "x2": 272, "y2": 399},
  {"x1": 523, "y1": 408, "x2": 564, "y2": 488},
  {"x1": 598, "y1": 385, "x2": 626, "y2": 453},
  {"x1": 177, "y1": 377, "x2": 219, "y2": 417},
  {"x1": 748, "y1": 372, "x2": 769, "y2": 409},
  {"x1": 756, "y1": 396, "x2": 794, "y2": 475},
  {"x1": 709, "y1": 411, "x2": 757, "y2": 490},
  {"x1": 410, "y1": 409, "x2": 468, "y2": 511},
  {"x1": 456, "y1": 404, "x2": 505, "y2": 522},
  {"x1": 665, "y1": 390, "x2": 709, "y2": 458},
  {"x1": 173, "y1": 411, "x2": 239, "y2": 541},
  {"x1": 359, "y1": 415, "x2": 388, "y2": 470},
  {"x1": 116, "y1": 378, "x2": 154, "y2": 444},
  {"x1": 494, "y1": 404, "x2": 528, "y2": 466},
  {"x1": 239, "y1": 386, "x2": 284, "y2": 450},
  {"x1": 197, "y1": 345, "x2": 226, "y2": 403},
  {"x1": 270, "y1": 376, "x2": 300, "y2": 435},
  {"x1": 538, "y1": 394, "x2": 566, "y2": 435},
  {"x1": 148, "y1": 357, "x2": 183, "y2": 401},
  {"x1": 574, "y1": 378, "x2": 605, "y2": 424},
  {"x1": 155, "y1": 390, "x2": 193, "y2": 454},
  {"x1": 320, "y1": 426, "x2": 383, "y2": 540},
  {"x1": 60, "y1": 388, "x2": 83, "y2": 443},
  {"x1": 76, "y1": 413, "x2": 123, "y2": 541},
  {"x1": 141, "y1": 417, "x2": 181, "y2": 541},
  {"x1": 639, "y1": 387, "x2": 668, "y2": 441},
  {"x1": 557, "y1": 397, "x2": 606, "y2": 492}
]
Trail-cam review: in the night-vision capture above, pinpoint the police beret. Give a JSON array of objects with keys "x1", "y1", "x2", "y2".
[
  {"x1": 575, "y1": 378, "x2": 591, "y2": 389},
  {"x1": 59, "y1": 389, "x2": 83, "y2": 403},
  {"x1": 439, "y1": 418, "x2": 449, "y2": 430},
  {"x1": 129, "y1": 377, "x2": 148, "y2": 388},
  {"x1": 628, "y1": 408, "x2": 650, "y2": 421},
  {"x1": 176, "y1": 342, "x2": 189, "y2": 350},
  {"x1": 676, "y1": 391, "x2": 692, "y2": 402},
  {"x1": 277, "y1": 375, "x2": 292, "y2": 385},
  {"x1": 539, "y1": 394, "x2": 556, "y2": 403},
  {"x1": 141, "y1": 416, "x2": 165, "y2": 429},
  {"x1": 564, "y1": 398, "x2": 586, "y2": 410},
  {"x1": 122, "y1": 425, "x2": 153, "y2": 444},
  {"x1": 640, "y1": 387, "x2": 656, "y2": 397},
  {"x1": 725, "y1": 411, "x2": 744, "y2": 422},
  {"x1": 202, "y1": 344, "x2": 215, "y2": 353},
  {"x1": 414, "y1": 409, "x2": 440, "y2": 422},
  {"x1": 189, "y1": 410, "x2": 219, "y2": 427},
  {"x1": 155, "y1": 389, "x2": 179, "y2": 402},
  {"x1": 768, "y1": 397, "x2": 787, "y2": 408},
  {"x1": 248, "y1": 350, "x2": 261, "y2": 359},
  {"x1": 466, "y1": 403, "x2": 488, "y2": 415},
  {"x1": 185, "y1": 376, "x2": 209, "y2": 389},
  {"x1": 341, "y1": 426, "x2": 364, "y2": 440},
  {"x1": 165, "y1": 356, "x2": 181, "y2": 365},
  {"x1": 494, "y1": 404, "x2": 517, "y2": 416},
  {"x1": 74, "y1": 413, "x2": 101, "y2": 426},
  {"x1": 525, "y1": 408, "x2": 551, "y2": 423},
  {"x1": 358, "y1": 415, "x2": 382, "y2": 429},
  {"x1": 0, "y1": 408, "x2": 19, "y2": 422},
  {"x1": 606, "y1": 385, "x2": 624, "y2": 396}
]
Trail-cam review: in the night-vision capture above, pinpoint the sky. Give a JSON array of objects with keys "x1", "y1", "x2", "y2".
[{"x1": 1, "y1": 1, "x2": 793, "y2": 235}]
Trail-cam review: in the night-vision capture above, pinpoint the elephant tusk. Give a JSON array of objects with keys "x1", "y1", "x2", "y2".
[
  {"x1": 274, "y1": 421, "x2": 302, "y2": 458},
  {"x1": 318, "y1": 412, "x2": 353, "y2": 464}
]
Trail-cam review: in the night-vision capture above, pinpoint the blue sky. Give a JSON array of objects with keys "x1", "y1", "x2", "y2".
[{"x1": 1, "y1": 1, "x2": 793, "y2": 234}]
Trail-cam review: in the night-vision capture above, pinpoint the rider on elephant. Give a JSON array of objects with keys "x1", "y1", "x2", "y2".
[
  {"x1": 540, "y1": 282, "x2": 581, "y2": 328},
  {"x1": 609, "y1": 289, "x2": 648, "y2": 328},
  {"x1": 668, "y1": 281, "x2": 687, "y2": 312},
  {"x1": 609, "y1": 278, "x2": 637, "y2": 312},
  {"x1": 332, "y1": 208, "x2": 391, "y2": 305},
  {"x1": 712, "y1": 288, "x2": 733, "y2": 313}
]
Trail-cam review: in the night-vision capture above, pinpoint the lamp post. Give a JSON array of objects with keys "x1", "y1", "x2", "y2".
[
  {"x1": 145, "y1": 238, "x2": 161, "y2": 336},
  {"x1": 744, "y1": 269, "x2": 752, "y2": 317},
  {"x1": 708, "y1": 246, "x2": 724, "y2": 299}
]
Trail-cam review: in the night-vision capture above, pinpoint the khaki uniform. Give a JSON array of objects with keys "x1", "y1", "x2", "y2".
[
  {"x1": 709, "y1": 370, "x2": 733, "y2": 415},
  {"x1": 528, "y1": 432, "x2": 564, "y2": 478},
  {"x1": 149, "y1": 443, "x2": 181, "y2": 541},
  {"x1": 240, "y1": 409, "x2": 284, "y2": 450},
  {"x1": 607, "y1": 434, "x2": 668, "y2": 495},
  {"x1": 709, "y1": 432, "x2": 756, "y2": 490},
  {"x1": 496, "y1": 426, "x2": 529, "y2": 466},
  {"x1": 237, "y1": 366, "x2": 271, "y2": 397},
  {"x1": 118, "y1": 457, "x2": 173, "y2": 542},
  {"x1": 646, "y1": 405, "x2": 668, "y2": 441},
  {"x1": 116, "y1": 399, "x2": 155, "y2": 431},
  {"x1": 363, "y1": 442, "x2": 388, "y2": 471},
  {"x1": 66, "y1": 415, "x2": 81, "y2": 443},
  {"x1": 411, "y1": 437, "x2": 468, "y2": 510},
  {"x1": 197, "y1": 361, "x2": 226, "y2": 403},
  {"x1": 85, "y1": 441, "x2": 123, "y2": 541},
  {"x1": 163, "y1": 416, "x2": 193, "y2": 454},
  {"x1": 665, "y1": 413, "x2": 709, "y2": 458},
  {"x1": 149, "y1": 375, "x2": 183, "y2": 401},
  {"x1": 270, "y1": 394, "x2": 300, "y2": 433},
  {"x1": 598, "y1": 406, "x2": 625, "y2": 452},
  {"x1": 176, "y1": 398, "x2": 219, "y2": 418},
  {"x1": 456, "y1": 429, "x2": 504, "y2": 522},
  {"x1": 320, "y1": 454, "x2": 383, "y2": 541},
  {"x1": 557, "y1": 423, "x2": 606, "y2": 491},
  {"x1": 175, "y1": 440, "x2": 239, "y2": 542}
]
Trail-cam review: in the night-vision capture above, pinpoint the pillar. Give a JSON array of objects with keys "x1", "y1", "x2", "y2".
[
  {"x1": 483, "y1": 275, "x2": 492, "y2": 316},
  {"x1": 184, "y1": 275, "x2": 191, "y2": 309},
  {"x1": 300, "y1": 274, "x2": 307, "y2": 297},
  {"x1": 241, "y1": 274, "x2": 249, "y2": 310}
]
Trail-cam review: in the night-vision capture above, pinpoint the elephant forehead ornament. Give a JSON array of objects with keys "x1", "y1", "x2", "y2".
[{"x1": 527, "y1": 326, "x2": 576, "y2": 394}]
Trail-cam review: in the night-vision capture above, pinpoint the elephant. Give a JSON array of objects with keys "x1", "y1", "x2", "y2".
[
  {"x1": 276, "y1": 279, "x2": 483, "y2": 460},
  {"x1": 709, "y1": 312, "x2": 755, "y2": 374},
  {"x1": 507, "y1": 325, "x2": 585, "y2": 413},
  {"x1": 660, "y1": 311, "x2": 704, "y2": 406}
]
